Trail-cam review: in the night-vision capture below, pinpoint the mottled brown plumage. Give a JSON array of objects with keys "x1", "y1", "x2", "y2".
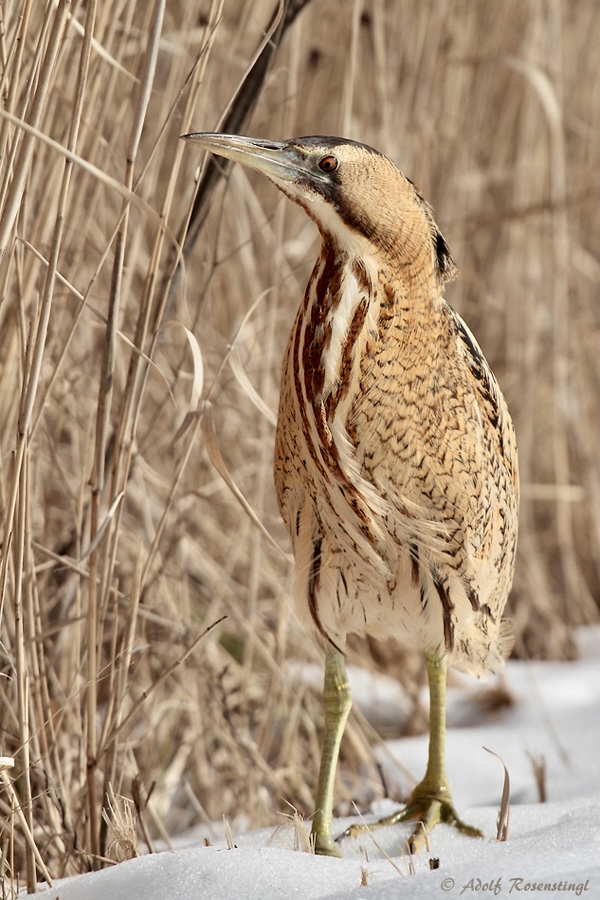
[{"x1": 183, "y1": 132, "x2": 519, "y2": 855}]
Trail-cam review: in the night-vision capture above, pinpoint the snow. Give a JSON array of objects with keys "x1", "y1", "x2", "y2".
[{"x1": 27, "y1": 628, "x2": 600, "y2": 899}]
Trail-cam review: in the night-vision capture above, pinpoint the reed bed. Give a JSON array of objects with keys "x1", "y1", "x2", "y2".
[{"x1": 0, "y1": 0, "x2": 598, "y2": 891}]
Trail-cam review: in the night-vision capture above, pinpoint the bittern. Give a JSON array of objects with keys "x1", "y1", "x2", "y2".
[{"x1": 182, "y1": 133, "x2": 519, "y2": 856}]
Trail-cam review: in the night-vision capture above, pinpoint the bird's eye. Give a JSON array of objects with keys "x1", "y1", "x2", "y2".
[{"x1": 318, "y1": 155, "x2": 338, "y2": 173}]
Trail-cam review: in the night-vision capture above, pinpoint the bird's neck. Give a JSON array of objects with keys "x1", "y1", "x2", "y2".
[{"x1": 299, "y1": 239, "x2": 444, "y2": 408}]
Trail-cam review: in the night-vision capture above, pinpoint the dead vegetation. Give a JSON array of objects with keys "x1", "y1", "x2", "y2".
[{"x1": 0, "y1": 0, "x2": 598, "y2": 892}]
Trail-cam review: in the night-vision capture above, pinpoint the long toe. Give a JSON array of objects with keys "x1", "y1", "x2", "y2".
[
  {"x1": 337, "y1": 794, "x2": 483, "y2": 853},
  {"x1": 403, "y1": 796, "x2": 483, "y2": 852}
]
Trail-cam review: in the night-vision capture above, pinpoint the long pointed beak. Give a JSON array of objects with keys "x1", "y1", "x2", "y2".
[{"x1": 181, "y1": 132, "x2": 303, "y2": 184}]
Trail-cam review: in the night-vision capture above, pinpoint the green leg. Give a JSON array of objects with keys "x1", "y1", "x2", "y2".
[
  {"x1": 341, "y1": 654, "x2": 482, "y2": 853},
  {"x1": 311, "y1": 645, "x2": 352, "y2": 857}
]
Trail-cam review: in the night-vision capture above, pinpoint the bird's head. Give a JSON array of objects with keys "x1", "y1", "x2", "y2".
[{"x1": 182, "y1": 132, "x2": 456, "y2": 286}]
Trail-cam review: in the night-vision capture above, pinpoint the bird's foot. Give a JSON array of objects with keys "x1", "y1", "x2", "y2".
[
  {"x1": 311, "y1": 826, "x2": 343, "y2": 857},
  {"x1": 337, "y1": 790, "x2": 483, "y2": 853}
]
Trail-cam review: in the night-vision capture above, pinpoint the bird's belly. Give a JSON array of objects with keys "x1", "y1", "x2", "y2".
[
  {"x1": 288, "y1": 501, "x2": 512, "y2": 677},
  {"x1": 290, "y1": 513, "x2": 449, "y2": 658},
  {"x1": 314, "y1": 546, "x2": 425, "y2": 647}
]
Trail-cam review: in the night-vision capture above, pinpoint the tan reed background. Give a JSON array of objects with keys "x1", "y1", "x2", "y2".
[{"x1": 0, "y1": 0, "x2": 598, "y2": 890}]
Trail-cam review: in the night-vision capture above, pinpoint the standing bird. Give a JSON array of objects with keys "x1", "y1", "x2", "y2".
[{"x1": 182, "y1": 133, "x2": 519, "y2": 856}]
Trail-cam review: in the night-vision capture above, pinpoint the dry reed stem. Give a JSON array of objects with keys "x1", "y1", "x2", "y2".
[{"x1": 484, "y1": 747, "x2": 511, "y2": 842}]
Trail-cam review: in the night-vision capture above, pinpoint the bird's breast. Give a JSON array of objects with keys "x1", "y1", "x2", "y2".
[{"x1": 275, "y1": 245, "x2": 398, "y2": 576}]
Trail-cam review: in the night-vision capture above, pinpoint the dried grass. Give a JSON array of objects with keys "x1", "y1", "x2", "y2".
[{"x1": 0, "y1": 0, "x2": 598, "y2": 891}]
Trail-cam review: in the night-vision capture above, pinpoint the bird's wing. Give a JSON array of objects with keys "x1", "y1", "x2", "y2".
[
  {"x1": 448, "y1": 306, "x2": 519, "y2": 499},
  {"x1": 354, "y1": 302, "x2": 518, "y2": 587}
]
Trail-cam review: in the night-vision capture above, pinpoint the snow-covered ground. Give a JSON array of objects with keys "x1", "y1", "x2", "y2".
[{"x1": 28, "y1": 628, "x2": 600, "y2": 899}]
